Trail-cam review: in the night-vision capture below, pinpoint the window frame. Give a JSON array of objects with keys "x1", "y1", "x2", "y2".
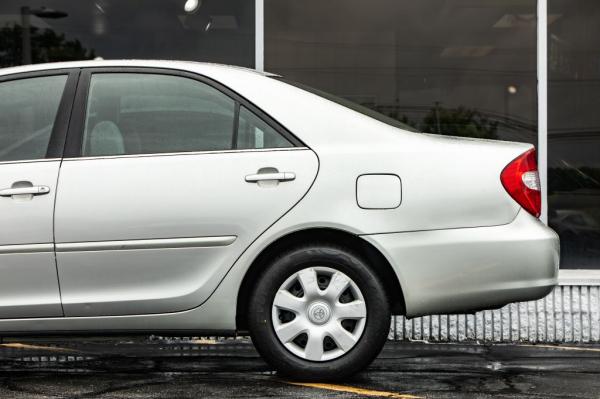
[
  {"x1": 64, "y1": 67, "x2": 304, "y2": 158},
  {"x1": 0, "y1": 69, "x2": 79, "y2": 163}
]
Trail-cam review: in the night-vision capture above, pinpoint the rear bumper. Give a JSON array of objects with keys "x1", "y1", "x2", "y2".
[{"x1": 362, "y1": 210, "x2": 559, "y2": 317}]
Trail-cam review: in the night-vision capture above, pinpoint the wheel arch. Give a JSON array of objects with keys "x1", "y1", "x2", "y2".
[{"x1": 236, "y1": 227, "x2": 406, "y2": 332}]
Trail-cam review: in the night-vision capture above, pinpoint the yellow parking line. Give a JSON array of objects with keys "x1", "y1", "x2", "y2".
[
  {"x1": 519, "y1": 344, "x2": 600, "y2": 353},
  {"x1": 285, "y1": 381, "x2": 423, "y2": 398},
  {"x1": 0, "y1": 343, "x2": 76, "y2": 352}
]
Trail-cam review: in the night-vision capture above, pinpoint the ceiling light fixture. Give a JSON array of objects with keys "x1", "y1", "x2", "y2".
[
  {"x1": 204, "y1": 17, "x2": 213, "y2": 32},
  {"x1": 184, "y1": 0, "x2": 201, "y2": 14}
]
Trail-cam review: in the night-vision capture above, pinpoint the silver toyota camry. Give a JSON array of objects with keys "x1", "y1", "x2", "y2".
[{"x1": 0, "y1": 60, "x2": 558, "y2": 379}]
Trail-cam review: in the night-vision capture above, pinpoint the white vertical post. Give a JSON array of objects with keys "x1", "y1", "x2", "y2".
[
  {"x1": 538, "y1": 0, "x2": 548, "y2": 224},
  {"x1": 255, "y1": 0, "x2": 264, "y2": 71}
]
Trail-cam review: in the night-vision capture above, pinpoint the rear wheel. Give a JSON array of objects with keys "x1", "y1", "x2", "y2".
[{"x1": 247, "y1": 244, "x2": 391, "y2": 380}]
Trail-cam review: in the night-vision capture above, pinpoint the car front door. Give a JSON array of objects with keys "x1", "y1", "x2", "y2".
[
  {"x1": 0, "y1": 71, "x2": 77, "y2": 318},
  {"x1": 54, "y1": 69, "x2": 318, "y2": 317}
]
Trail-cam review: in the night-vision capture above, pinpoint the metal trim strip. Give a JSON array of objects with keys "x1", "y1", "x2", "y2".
[
  {"x1": 558, "y1": 269, "x2": 600, "y2": 286},
  {"x1": 255, "y1": 0, "x2": 264, "y2": 71},
  {"x1": 537, "y1": 0, "x2": 549, "y2": 224},
  {"x1": 61, "y1": 147, "x2": 309, "y2": 162},
  {"x1": 55, "y1": 236, "x2": 236, "y2": 252},
  {"x1": 0, "y1": 243, "x2": 54, "y2": 254},
  {"x1": 0, "y1": 158, "x2": 60, "y2": 166}
]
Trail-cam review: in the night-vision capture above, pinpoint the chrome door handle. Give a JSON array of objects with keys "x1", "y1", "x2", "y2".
[
  {"x1": 245, "y1": 172, "x2": 296, "y2": 182},
  {"x1": 0, "y1": 185, "x2": 50, "y2": 196}
]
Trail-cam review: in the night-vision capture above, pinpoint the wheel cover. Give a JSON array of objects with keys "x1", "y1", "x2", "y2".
[{"x1": 271, "y1": 266, "x2": 367, "y2": 362}]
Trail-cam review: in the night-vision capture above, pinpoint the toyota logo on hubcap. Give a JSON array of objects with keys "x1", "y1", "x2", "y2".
[{"x1": 307, "y1": 302, "x2": 331, "y2": 325}]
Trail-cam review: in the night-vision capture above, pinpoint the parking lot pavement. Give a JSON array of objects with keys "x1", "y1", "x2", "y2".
[{"x1": 0, "y1": 337, "x2": 599, "y2": 399}]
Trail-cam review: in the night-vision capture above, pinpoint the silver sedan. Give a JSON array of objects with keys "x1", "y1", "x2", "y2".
[{"x1": 0, "y1": 60, "x2": 558, "y2": 379}]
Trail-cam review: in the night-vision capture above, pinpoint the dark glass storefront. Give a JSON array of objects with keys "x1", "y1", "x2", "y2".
[
  {"x1": 265, "y1": 0, "x2": 538, "y2": 145},
  {"x1": 0, "y1": 0, "x2": 255, "y2": 68},
  {"x1": 1, "y1": 0, "x2": 598, "y2": 270},
  {"x1": 548, "y1": 0, "x2": 600, "y2": 269}
]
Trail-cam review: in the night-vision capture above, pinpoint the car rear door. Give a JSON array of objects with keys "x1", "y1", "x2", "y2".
[
  {"x1": 54, "y1": 68, "x2": 318, "y2": 317},
  {"x1": 0, "y1": 70, "x2": 77, "y2": 318}
]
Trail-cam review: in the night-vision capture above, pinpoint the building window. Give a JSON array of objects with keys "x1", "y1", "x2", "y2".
[
  {"x1": 0, "y1": 1, "x2": 255, "y2": 68},
  {"x1": 265, "y1": 0, "x2": 538, "y2": 145},
  {"x1": 548, "y1": 0, "x2": 600, "y2": 269}
]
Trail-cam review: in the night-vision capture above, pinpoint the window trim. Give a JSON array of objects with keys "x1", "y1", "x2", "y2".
[
  {"x1": 231, "y1": 102, "x2": 241, "y2": 149},
  {"x1": 61, "y1": 146, "x2": 308, "y2": 163},
  {"x1": 0, "y1": 69, "x2": 79, "y2": 162},
  {"x1": 64, "y1": 67, "x2": 305, "y2": 158}
]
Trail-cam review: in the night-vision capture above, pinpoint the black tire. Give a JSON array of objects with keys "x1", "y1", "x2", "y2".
[{"x1": 247, "y1": 243, "x2": 391, "y2": 381}]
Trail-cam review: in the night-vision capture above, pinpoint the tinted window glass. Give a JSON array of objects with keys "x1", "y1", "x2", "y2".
[
  {"x1": 237, "y1": 105, "x2": 292, "y2": 149},
  {"x1": 0, "y1": 75, "x2": 67, "y2": 162},
  {"x1": 266, "y1": 0, "x2": 537, "y2": 144},
  {"x1": 548, "y1": 0, "x2": 600, "y2": 269},
  {"x1": 0, "y1": 1, "x2": 255, "y2": 68},
  {"x1": 82, "y1": 73, "x2": 236, "y2": 156}
]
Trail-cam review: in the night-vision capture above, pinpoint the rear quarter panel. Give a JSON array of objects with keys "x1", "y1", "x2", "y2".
[{"x1": 194, "y1": 65, "x2": 529, "y2": 234}]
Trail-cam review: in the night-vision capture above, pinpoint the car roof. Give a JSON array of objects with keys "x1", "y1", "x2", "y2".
[{"x1": 0, "y1": 59, "x2": 280, "y2": 78}]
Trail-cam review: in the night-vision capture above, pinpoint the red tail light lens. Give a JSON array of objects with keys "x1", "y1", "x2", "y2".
[{"x1": 500, "y1": 148, "x2": 541, "y2": 218}]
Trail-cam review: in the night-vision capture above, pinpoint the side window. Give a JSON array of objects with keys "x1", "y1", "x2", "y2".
[
  {"x1": 236, "y1": 106, "x2": 293, "y2": 149},
  {"x1": 82, "y1": 73, "x2": 236, "y2": 156},
  {"x1": 0, "y1": 75, "x2": 67, "y2": 162},
  {"x1": 81, "y1": 72, "x2": 296, "y2": 157}
]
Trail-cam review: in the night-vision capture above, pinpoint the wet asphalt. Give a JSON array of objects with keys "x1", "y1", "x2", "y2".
[{"x1": 0, "y1": 337, "x2": 598, "y2": 398}]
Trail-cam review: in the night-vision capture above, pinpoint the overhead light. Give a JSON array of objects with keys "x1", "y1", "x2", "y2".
[
  {"x1": 507, "y1": 85, "x2": 518, "y2": 95},
  {"x1": 93, "y1": 2, "x2": 106, "y2": 35},
  {"x1": 184, "y1": 0, "x2": 201, "y2": 14},
  {"x1": 94, "y1": 3, "x2": 106, "y2": 14}
]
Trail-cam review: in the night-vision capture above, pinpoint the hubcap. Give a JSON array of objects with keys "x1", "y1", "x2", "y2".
[{"x1": 271, "y1": 266, "x2": 367, "y2": 362}]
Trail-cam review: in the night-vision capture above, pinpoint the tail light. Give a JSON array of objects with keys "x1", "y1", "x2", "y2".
[{"x1": 500, "y1": 148, "x2": 541, "y2": 218}]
